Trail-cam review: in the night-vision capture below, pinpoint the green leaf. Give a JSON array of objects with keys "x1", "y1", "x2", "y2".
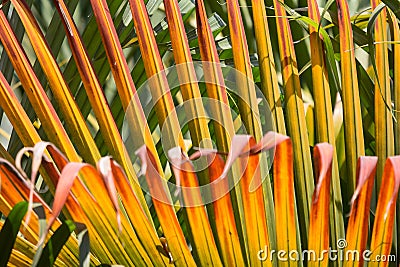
[
  {"x1": 0, "y1": 201, "x2": 28, "y2": 267},
  {"x1": 382, "y1": 0, "x2": 400, "y2": 20},
  {"x1": 34, "y1": 220, "x2": 76, "y2": 267},
  {"x1": 76, "y1": 223, "x2": 90, "y2": 267},
  {"x1": 367, "y1": 2, "x2": 386, "y2": 95},
  {"x1": 278, "y1": 2, "x2": 341, "y2": 96},
  {"x1": 319, "y1": 0, "x2": 336, "y2": 30}
]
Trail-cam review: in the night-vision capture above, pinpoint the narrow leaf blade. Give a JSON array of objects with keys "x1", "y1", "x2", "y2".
[
  {"x1": 208, "y1": 154, "x2": 245, "y2": 266},
  {"x1": 369, "y1": 157, "x2": 400, "y2": 266},
  {"x1": 308, "y1": 144, "x2": 333, "y2": 267},
  {"x1": 345, "y1": 157, "x2": 378, "y2": 267},
  {"x1": 0, "y1": 201, "x2": 28, "y2": 267},
  {"x1": 35, "y1": 220, "x2": 76, "y2": 267}
]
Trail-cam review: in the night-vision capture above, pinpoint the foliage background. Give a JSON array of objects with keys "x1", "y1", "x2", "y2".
[{"x1": 0, "y1": 0, "x2": 399, "y2": 266}]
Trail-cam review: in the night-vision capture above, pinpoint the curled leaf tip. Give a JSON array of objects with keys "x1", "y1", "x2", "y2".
[
  {"x1": 97, "y1": 156, "x2": 113, "y2": 174},
  {"x1": 98, "y1": 157, "x2": 122, "y2": 233},
  {"x1": 15, "y1": 147, "x2": 32, "y2": 179},
  {"x1": 16, "y1": 142, "x2": 56, "y2": 228},
  {"x1": 250, "y1": 131, "x2": 284, "y2": 154},
  {"x1": 167, "y1": 146, "x2": 185, "y2": 161},
  {"x1": 350, "y1": 156, "x2": 378, "y2": 206},
  {"x1": 168, "y1": 147, "x2": 187, "y2": 198},
  {"x1": 313, "y1": 143, "x2": 333, "y2": 203},
  {"x1": 14, "y1": 147, "x2": 34, "y2": 228},
  {"x1": 383, "y1": 157, "x2": 400, "y2": 219},
  {"x1": 220, "y1": 135, "x2": 252, "y2": 179},
  {"x1": 135, "y1": 145, "x2": 148, "y2": 177}
]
